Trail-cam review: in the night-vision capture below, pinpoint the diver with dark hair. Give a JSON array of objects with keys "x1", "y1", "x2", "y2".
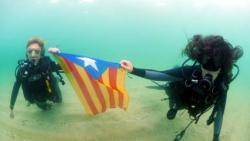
[
  {"x1": 120, "y1": 35, "x2": 243, "y2": 141},
  {"x1": 10, "y1": 37, "x2": 65, "y2": 118}
]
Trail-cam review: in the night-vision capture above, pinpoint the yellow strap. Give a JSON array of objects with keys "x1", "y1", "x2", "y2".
[{"x1": 45, "y1": 80, "x2": 52, "y2": 93}]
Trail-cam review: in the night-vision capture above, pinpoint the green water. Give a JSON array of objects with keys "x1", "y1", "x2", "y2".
[{"x1": 0, "y1": 0, "x2": 250, "y2": 141}]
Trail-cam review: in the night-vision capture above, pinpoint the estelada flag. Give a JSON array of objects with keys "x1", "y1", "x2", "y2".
[{"x1": 52, "y1": 52, "x2": 129, "y2": 115}]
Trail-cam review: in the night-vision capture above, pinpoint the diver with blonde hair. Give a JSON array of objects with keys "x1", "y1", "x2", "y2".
[{"x1": 10, "y1": 37, "x2": 65, "y2": 118}]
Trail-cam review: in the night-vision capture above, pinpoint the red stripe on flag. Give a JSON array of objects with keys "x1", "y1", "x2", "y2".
[
  {"x1": 109, "y1": 68, "x2": 118, "y2": 90},
  {"x1": 109, "y1": 68, "x2": 124, "y2": 108},
  {"x1": 63, "y1": 58, "x2": 98, "y2": 115},
  {"x1": 108, "y1": 68, "x2": 118, "y2": 108},
  {"x1": 86, "y1": 73, "x2": 107, "y2": 112},
  {"x1": 107, "y1": 87, "x2": 115, "y2": 108},
  {"x1": 118, "y1": 91, "x2": 124, "y2": 108},
  {"x1": 98, "y1": 76, "x2": 103, "y2": 83}
]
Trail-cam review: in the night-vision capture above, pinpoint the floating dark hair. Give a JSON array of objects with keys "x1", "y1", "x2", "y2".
[{"x1": 183, "y1": 35, "x2": 243, "y2": 83}]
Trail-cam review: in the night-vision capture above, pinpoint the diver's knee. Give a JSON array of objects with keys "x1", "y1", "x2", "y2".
[{"x1": 36, "y1": 102, "x2": 52, "y2": 111}]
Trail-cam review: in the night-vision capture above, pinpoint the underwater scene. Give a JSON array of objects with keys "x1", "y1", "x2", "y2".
[{"x1": 0, "y1": 0, "x2": 249, "y2": 141}]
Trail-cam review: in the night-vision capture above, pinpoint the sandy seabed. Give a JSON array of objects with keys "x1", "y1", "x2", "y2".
[{"x1": 0, "y1": 77, "x2": 249, "y2": 141}]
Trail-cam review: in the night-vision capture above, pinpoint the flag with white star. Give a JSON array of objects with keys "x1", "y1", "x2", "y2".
[{"x1": 52, "y1": 52, "x2": 129, "y2": 115}]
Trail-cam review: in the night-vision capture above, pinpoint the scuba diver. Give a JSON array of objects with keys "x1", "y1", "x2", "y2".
[
  {"x1": 120, "y1": 35, "x2": 243, "y2": 141},
  {"x1": 10, "y1": 37, "x2": 65, "y2": 118}
]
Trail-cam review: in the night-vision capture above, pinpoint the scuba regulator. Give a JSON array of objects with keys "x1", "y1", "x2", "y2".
[
  {"x1": 185, "y1": 69, "x2": 214, "y2": 95},
  {"x1": 15, "y1": 59, "x2": 36, "y2": 78},
  {"x1": 182, "y1": 58, "x2": 239, "y2": 94}
]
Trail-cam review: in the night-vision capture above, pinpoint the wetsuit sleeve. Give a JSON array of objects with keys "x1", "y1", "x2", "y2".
[
  {"x1": 45, "y1": 56, "x2": 63, "y2": 73},
  {"x1": 131, "y1": 66, "x2": 194, "y2": 81},
  {"x1": 213, "y1": 87, "x2": 227, "y2": 139},
  {"x1": 50, "y1": 60, "x2": 63, "y2": 72},
  {"x1": 10, "y1": 69, "x2": 22, "y2": 110}
]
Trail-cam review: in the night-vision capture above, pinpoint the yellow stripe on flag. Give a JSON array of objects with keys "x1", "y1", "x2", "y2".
[
  {"x1": 101, "y1": 69, "x2": 111, "y2": 87},
  {"x1": 98, "y1": 83, "x2": 110, "y2": 109},
  {"x1": 113, "y1": 91, "x2": 119, "y2": 107},
  {"x1": 74, "y1": 64, "x2": 102, "y2": 113},
  {"x1": 116, "y1": 68, "x2": 129, "y2": 109},
  {"x1": 54, "y1": 55, "x2": 93, "y2": 115}
]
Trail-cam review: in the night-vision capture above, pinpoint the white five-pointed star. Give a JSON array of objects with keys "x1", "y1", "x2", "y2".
[{"x1": 78, "y1": 57, "x2": 99, "y2": 71}]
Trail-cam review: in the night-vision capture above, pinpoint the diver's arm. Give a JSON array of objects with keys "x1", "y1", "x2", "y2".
[
  {"x1": 131, "y1": 66, "x2": 195, "y2": 81},
  {"x1": 10, "y1": 67, "x2": 22, "y2": 112},
  {"x1": 212, "y1": 91, "x2": 227, "y2": 141},
  {"x1": 131, "y1": 67, "x2": 183, "y2": 81},
  {"x1": 46, "y1": 56, "x2": 63, "y2": 72},
  {"x1": 48, "y1": 48, "x2": 63, "y2": 72},
  {"x1": 51, "y1": 61, "x2": 63, "y2": 72},
  {"x1": 10, "y1": 80, "x2": 21, "y2": 110},
  {"x1": 120, "y1": 60, "x2": 194, "y2": 81}
]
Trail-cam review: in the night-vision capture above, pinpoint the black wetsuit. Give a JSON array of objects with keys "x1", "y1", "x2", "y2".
[
  {"x1": 131, "y1": 65, "x2": 228, "y2": 139},
  {"x1": 10, "y1": 56, "x2": 63, "y2": 110}
]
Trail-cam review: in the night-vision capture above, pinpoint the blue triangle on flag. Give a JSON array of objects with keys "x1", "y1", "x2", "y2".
[{"x1": 57, "y1": 53, "x2": 120, "y2": 80}]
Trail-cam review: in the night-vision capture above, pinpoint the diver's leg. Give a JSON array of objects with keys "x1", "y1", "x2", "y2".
[
  {"x1": 22, "y1": 88, "x2": 34, "y2": 104},
  {"x1": 54, "y1": 84, "x2": 62, "y2": 103},
  {"x1": 36, "y1": 101, "x2": 52, "y2": 111},
  {"x1": 166, "y1": 89, "x2": 179, "y2": 120},
  {"x1": 167, "y1": 100, "x2": 178, "y2": 120},
  {"x1": 166, "y1": 82, "x2": 186, "y2": 120},
  {"x1": 50, "y1": 76, "x2": 62, "y2": 103},
  {"x1": 35, "y1": 93, "x2": 52, "y2": 110}
]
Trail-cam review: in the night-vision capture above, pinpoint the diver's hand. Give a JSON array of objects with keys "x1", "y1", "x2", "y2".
[
  {"x1": 120, "y1": 60, "x2": 133, "y2": 72},
  {"x1": 10, "y1": 109, "x2": 15, "y2": 119},
  {"x1": 212, "y1": 134, "x2": 220, "y2": 141},
  {"x1": 48, "y1": 48, "x2": 61, "y2": 54}
]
